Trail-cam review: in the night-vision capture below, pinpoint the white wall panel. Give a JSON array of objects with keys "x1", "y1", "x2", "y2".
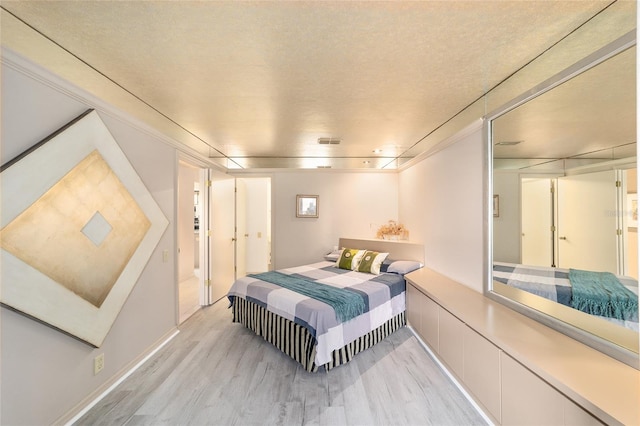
[
  {"x1": 272, "y1": 171, "x2": 398, "y2": 269},
  {"x1": 398, "y1": 123, "x2": 484, "y2": 292}
]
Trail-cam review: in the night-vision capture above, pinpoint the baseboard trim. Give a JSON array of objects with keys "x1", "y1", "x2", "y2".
[
  {"x1": 55, "y1": 327, "x2": 180, "y2": 426},
  {"x1": 407, "y1": 325, "x2": 495, "y2": 426}
]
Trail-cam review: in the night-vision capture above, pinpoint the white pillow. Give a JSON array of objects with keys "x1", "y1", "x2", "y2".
[
  {"x1": 387, "y1": 260, "x2": 423, "y2": 275},
  {"x1": 324, "y1": 249, "x2": 343, "y2": 262}
]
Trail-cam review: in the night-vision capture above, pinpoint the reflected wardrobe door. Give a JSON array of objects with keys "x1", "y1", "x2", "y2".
[
  {"x1": 556, "y1": 170, "x2": 619, "y2": 273},
  {"x1": 521, "y1": 178, "x2": 554, "y2": 267}
]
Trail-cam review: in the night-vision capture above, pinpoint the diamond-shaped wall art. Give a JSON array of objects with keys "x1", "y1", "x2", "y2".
[{"x1": 1, "y1": 110, "x2": 169, "y2": 347}]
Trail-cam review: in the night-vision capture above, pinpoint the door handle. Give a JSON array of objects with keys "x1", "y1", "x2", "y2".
[
  {"x1": 559, "y1": 236, "x2": 567, "y2": 240},
  {"x1": 231, "y1": 238, "x2": 236, "y2": 242}
]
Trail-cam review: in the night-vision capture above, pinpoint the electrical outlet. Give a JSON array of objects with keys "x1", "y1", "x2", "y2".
[{"x1": 94, "y1": 353, "x2": 105, "y2": 375}]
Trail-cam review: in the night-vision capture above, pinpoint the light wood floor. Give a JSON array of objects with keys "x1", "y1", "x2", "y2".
[
  {"x1": 179, "y1": 270, "x2": 200, "y2": 324},
  {"x1": 75, "y1": 300, "x2": 487, "y2": 426}
]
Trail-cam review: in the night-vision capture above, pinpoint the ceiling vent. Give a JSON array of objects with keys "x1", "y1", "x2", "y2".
[{"x1": 317, "y1": 137, "x2": 341, "y2": 145}]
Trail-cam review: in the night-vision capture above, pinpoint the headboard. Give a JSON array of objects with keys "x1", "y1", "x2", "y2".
[{"x1": 338, "y1": 237, "x2": 424, "y2": 264}]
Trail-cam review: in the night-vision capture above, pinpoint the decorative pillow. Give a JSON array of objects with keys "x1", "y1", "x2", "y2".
[
  {"x1": 386, "y1": 260, "x2": 423, "y2": 275},
  {"x1": 324, "y1": 249, "x2": 343, "y2": 262},
  {"x1": 356, "y1": 251, "x2": 389, "y2": 275},
  {"x1": 336, "y1": 248, "x2": 365, "y2": 270}
]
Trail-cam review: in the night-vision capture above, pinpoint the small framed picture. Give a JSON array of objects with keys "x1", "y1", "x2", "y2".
[
  {"x1": 296, "y1": 195, "x2": 319, "y2": 218},
  {"x1": 493, "y1": 195, "x2": 499, "y2": 217}
]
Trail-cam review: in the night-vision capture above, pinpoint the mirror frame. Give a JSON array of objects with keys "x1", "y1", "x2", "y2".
[{"x1": 483, "y1": 30, "x2": 639, "y2": 369}]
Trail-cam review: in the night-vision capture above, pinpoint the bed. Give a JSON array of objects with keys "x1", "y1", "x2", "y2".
[
  {"x1": 493, "y1": 261, "x2": 639, "y2": 331},
  {"x1": 227, "y1": 238, "x2": 424, "y2": 372}
]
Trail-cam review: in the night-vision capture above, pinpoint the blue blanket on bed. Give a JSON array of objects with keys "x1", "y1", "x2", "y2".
[
  {"x1": 248, "y1": 271, "x2": 366, "y2": 322},
  {"x1": 569, "y1": 269, "x2": 638, "y2": 321}
]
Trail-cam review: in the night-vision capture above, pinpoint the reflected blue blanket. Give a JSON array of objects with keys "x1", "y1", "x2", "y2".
[
  {"x1": 492, "y1": 262, "x2": 638, "y2": 330},
  {"x1": 569, "y1": 269, "x2": 638, "y2": 321}
]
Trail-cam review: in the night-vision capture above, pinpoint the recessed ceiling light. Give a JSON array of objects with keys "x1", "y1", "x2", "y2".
[
  {"x1": 372, "y1": 149, "x2": 382, "y2": 154},
  {"x1": 363, "y1": 160, "x2": 371, "y2": 164},
  {"x1": 495, "y1": 140, "x2": 523, "y2": 146}
]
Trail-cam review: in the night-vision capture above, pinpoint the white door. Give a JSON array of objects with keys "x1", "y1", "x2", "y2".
[
  {"x1": 557, "y1": 170, "x2": 619, "y2": 273},
  {"x1": 198, "y1": 169, "x2": 211, "y2": 305},
  {"x1": 235, "y1": 179, "x2": 247, "y2": 279},
  {"x1": 210, "y1": 177, "x2": 236, "y2": 302},
  {"x1": 521, "y1": 178, "x2": 554, "y2": 267},
  {"x1": 242, "y1": 177, "x2": 272, "y2": 273}
]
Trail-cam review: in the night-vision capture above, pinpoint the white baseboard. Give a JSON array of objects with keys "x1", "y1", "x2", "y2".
[{"x1": 55, "y1": 327, "x2": 180, "y2": 426}]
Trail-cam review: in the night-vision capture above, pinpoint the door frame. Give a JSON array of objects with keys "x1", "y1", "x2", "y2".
[{"x1": 175, "y1": 153, "x2": 224, "y2": 320}]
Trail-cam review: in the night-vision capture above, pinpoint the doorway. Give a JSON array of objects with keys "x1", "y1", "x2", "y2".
[
  {"x1": 177, "y1": 161, "x2": 202, "y2": 323},
  {"x1": 178, "y1": 171, "x2": 273, "y2": 311}
]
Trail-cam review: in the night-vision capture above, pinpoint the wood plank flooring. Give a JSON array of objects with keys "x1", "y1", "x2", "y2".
[
  {"x1": 179, "y1": 272, "x2": 200, "y2": 324},
  {"x1": 75, "y1": 300, "x2": 487, "y2": 426}
]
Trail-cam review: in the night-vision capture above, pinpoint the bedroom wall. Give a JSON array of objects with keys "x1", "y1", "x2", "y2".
[
  {"x1": 1, "y1": 59, "x2": 177, "y2": 425},
  {"x1": 271, "y1": 171, "x2": 399, "y2": 269},
  {"x1": 398, "y1": 122, "x2": 484, "y2": 292}
]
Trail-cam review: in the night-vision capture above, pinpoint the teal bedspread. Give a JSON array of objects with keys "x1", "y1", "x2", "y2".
[
  {"x1": 569, "y1": 269, "x2": 638, "y2": 321},
  {"x1": 248, "y1": 271, "x2": 366, "y2": 322}
]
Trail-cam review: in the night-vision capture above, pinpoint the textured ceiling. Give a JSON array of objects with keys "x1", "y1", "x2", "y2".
[
  {"x1": 0, "y1": 1, "x2": 635, "y2": 170},
  {"x1": 493, "y1": 43, "x2": 636, "y2": 168}
]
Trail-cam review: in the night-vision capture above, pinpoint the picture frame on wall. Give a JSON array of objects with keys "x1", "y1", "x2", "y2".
[
  {"x1": 493, "y1": 194, "x2": 499, "y2": 217},
  {"x1": 296, "y1": 194, "x2": 319, "y2": 218}
]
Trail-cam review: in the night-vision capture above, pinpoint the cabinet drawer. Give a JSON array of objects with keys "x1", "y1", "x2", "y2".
[
  {"x1": 463, "y1": 326, "x2": 501, "y2": 423},
  {"x1": 406, "y1": 284, "x2": 422, "y2": 336},
  {"x1": 438, "y1": 307, "x2": 464, "y2": 378},
  {"x1": 501, "y1": 353, "x2": 563, "y2": 425},
  {"x1": 420, "y1": 292, "x2": 439, "y2": 350}
]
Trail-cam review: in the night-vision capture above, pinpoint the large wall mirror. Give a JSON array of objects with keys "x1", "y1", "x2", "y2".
[{"x1": 485, "y1": 30, "x2": 638, "y2": 369}]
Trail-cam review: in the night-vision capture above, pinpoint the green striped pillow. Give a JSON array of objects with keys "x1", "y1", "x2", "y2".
[
  {"x1": 356, "y1": 251, "x2": 389, "y2": 275},
  {"x1": 336, "y1": 248, "x2": 365, "y2": 270}
]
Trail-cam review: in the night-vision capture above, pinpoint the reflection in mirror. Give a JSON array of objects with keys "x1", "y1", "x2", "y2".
[{"x1": 487, "y1": 33, "x2": 638, "y2": 368}]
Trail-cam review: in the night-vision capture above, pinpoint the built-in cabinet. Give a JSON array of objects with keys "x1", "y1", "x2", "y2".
[
  {"x1": 463, "y1": 327, "x2": 501, "y2": 422},
  {"x1": 405, "y1": 268, "x2": 638, "y2": 425}
]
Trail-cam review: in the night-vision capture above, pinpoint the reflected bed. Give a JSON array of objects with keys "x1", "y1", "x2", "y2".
[{"x1": 493, "y1": 262, "x2": 639, "y2": 331}]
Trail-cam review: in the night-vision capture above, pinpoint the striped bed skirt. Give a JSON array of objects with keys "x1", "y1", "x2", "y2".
[{"x1": 230, "y1": 297, "x2": 406, "y2": 372}]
